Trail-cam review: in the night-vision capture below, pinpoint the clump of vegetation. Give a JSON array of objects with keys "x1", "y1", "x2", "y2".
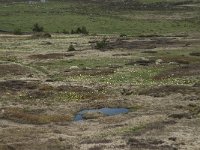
[
  {"x1": 62, "y1": 29, "x2": 69, "y2": 34},
  {"x1": 71, "y1": 26, "x2": 89, "y2": 35},
  {"x1": 31, "y1": 32, "x2": 51, "y2": 39},
  {"x1": 190, "y1": 52, "x2": 200, "y2": 57},
  {"x1": 13, "y1": 28, "x2": 22, "y2": 35},
  {"x1": 120, "y1": 33, "x2": 127, "y2": 37},
  {"x1": 68, "y1": 44, "x2": 76, "y2": 51},
  {"x1": 95, "y1": 38, "x2": 108, "y2": 49},
  {"x1": 32, "y1": 23, "x2": 44, "y2": 32}
]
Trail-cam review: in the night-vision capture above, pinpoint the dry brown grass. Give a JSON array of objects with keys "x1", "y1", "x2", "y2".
[
  {"x1": 153, "y1": 64, "x2": 200, "y2": 80},
  {"x1": 1, "y1": 107, "x2": 72, "y2": 124},
  {"x1": 0, "y1": 64, "x2": 30, "y2": 77},
  {"x1": 28, "y1": 53, "x2": 74, "y2": 60},
  {"x1": 139, "y1": 85, "x2": 200, "y2": 97}
]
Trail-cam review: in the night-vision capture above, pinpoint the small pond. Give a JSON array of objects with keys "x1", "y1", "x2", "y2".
[{"x1": 74, "y1": 108, "x2": 129, "y2": 121}]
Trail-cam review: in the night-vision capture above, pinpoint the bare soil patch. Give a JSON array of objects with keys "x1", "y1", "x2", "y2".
[
  {"x1": 29, "y1": 53, "x2": 74, "y2": 60},
  {"x1": 104, "y1": 38, "x2": 189, "y2": 50},
  {"x1": 0, "y1": 107, "x2": 72, "y2": 124},
  {"x1": 0, "y1": 80, "x2": 38, "y2": 94},
  {"x1": 154, "y1": 64, "x2": 200, "y2": 80},
  {"x1": 127, "y1": 138, "x2": 176, "y2": 150},
  {"x1": 157, "y1": 56, "x2": 200, "y2": 64},
  {"x1": 139, "y1": 85, "x2": 200, "y2": 97},
  {"x1": 0, "y1": 64, "x2": 31, "y2": 77}
]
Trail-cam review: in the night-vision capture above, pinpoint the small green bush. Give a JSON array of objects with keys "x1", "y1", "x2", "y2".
[
  {"x1": 81, "y1": 26, "x2": 88, "y2": 34},
  {"x1": 63, "y1": 29, "x2": 69, "y2": 34},
  {"x1": 95, "y1": 38, "x2": 107, "y2": 49},
  {"x1": 32, "y1": 23, "x2": 44, "y2": 32},
  {"x1": 13, "y1": 28, "x2": 22, "y2": 35},
  {"x1": 71, "y1": 29, "x2": 75, "y2": 34},
  {"x1": 120, "y1": 33, "x2": 127, "y2": 37},
  {"x1": 71, "y1": 26, "x2": 89, "y2": 35},
  {"x1": 68, "y1": 44, "x2": 76, "y2": 51}
]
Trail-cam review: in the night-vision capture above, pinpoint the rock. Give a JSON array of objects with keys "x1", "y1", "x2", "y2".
[
  {"x1": 168, "y1": 62, "x2": 178, "y2": 65},
  {"x1": 69, "y1": 66, "x2": 79, "y2": 70},
  {"x1": 155, "y1": 59, "x2": 163, "y2": 65},
  {"x1": 193, "y1": 82, "x2": 200, "y2": 87},
  {"x1": 82, "y1": 111, "x2": 105, "y2": 120},
  {"x1": 121, "y1": 88, "x2": 133, "y2": 95},
  {"x1": 169, "y1": 137, "x2": 177, "y2": 141}
]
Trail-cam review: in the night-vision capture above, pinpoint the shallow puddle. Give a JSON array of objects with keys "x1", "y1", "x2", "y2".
[{"x1": 74, "y1": 108, "x2": 129, "y2": 121}]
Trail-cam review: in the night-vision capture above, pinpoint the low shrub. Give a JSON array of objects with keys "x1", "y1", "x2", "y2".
[
  {"x1": 95, "y1": 38, "x2": 107, "y2": 49},
  {"x1": 63, "y1": 29, "x2": 69, "y2": 34},
  {"x1": 120, "y1": 33, "x2": 127, "y2": 37},
  {"x1": 32, "y1": 23, "x2": 44, "y2": 32},
  {"x1": 71, "y1": 26, "x2": 89, "y2": 35},
  {"x1": 13, "y1": 28, "x2": 22, "y2": 35},
  {"x1": 68, "y1": 44, "x2": 76, "y2": 51}
]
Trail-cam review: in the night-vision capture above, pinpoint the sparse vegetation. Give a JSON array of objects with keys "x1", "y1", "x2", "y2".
[
  {"x1": 0, "y1": 0, "x2": 200, "y2": 149},
  {"x1": 71, "y1": 26, "x2": 89, "y2": 35},
  {"x1": 95, "y1": 38, "x2": 108, "y2": 49}
]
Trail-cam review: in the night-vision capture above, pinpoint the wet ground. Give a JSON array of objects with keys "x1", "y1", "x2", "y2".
[{"x1": 0, "y1": 33, "x2": 200, "y2": 150}]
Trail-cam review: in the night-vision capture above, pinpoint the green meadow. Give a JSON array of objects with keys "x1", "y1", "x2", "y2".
[{"x1": 0, "y1": 0, "x2": 200, "y2": 35}]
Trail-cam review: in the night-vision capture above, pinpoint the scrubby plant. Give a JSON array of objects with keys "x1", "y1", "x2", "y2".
[
  {"x1": 95, "y1": 38, "x2": 107, "y2": 49},
  {"x1": 71, "y1": 26, "x2": 89, "y2": 35},
  {"x1": 63, "y1": 29, "x2": 69, "y2": 34},
  {"x1": 68, "y1": 44, "x2": 76, "y2": 51},
  {"x1": 120, "y1": 33, "x2": 127, "y2": 37},
  {"x1": 32, "y1": 23, "x2": 44, "y2": 32},
  {"x1": 31, "y1": 32, "x2": 51, "y2": 39},
  {"x1": 80, "y1": 26, "x2": 88, "y2": 34},
  {"x1": 76, "y1": 27, "x2": 82, "y2": 34},
  {"x1": 71, "y1": 29, "x2": 75, "y2": 34},
  {"x1": 13, "y1": 28, "x2": 22, "y2": 35}
]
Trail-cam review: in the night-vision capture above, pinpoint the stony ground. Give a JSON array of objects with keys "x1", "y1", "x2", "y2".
[{"x1": 0, "y1": 33, "x2": 199, "y2": 150}]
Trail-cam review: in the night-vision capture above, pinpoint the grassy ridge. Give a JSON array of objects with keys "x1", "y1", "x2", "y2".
[{"x1": 0, "y1": 0, "x2": 200, "y2": 35}]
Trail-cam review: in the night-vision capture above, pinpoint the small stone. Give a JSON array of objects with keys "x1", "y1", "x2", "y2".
[
  {"x1": 155, "y1": 59, "x2": 163, "y2": 65},
  {"x1": 169, "y1": 137, "x2": 177, "y2": 141},
  {"x1": 69, "y1": 66, "x2": 79, "y2": 70},
  {"x1": 58, "y1": 137, "x2": 65, "y2": 141}
]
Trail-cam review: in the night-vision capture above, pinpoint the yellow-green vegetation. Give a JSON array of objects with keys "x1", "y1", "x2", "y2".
[{"x1": 0, "y1": 0, "x2": 200, "y2": 35}]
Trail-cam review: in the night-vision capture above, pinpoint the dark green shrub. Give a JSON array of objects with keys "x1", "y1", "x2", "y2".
[
  {"x1": 120, "y1": 33, "x2": 127, "y2": 37},
  {"x1": 71, "y1": 29, "x2": 75, "y2": 34},
  {"x1": 32, "y1": 23, "x2": 44, "y2": 32},
  {"x1": 76, "y1": 27, "x2": 82, "y2": 34},
  {"x1": 13, "y1": 28, "x2": 22, "y2": 35},
  {"x1": 81, "y1": 26, "x2": 88, "y2": 34},
  {"x1": 68, "y1": 44, "x2": 75, "y2": 51},
  {"x1": 71, "y1": 26, "x2": 89, "y2": 35},
  {"x1": 95, "y1": 38, "x2": 107, "y2": 49},
  {"x1": 63, "y1": 29, "x2": 69, "y2": 34}
]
